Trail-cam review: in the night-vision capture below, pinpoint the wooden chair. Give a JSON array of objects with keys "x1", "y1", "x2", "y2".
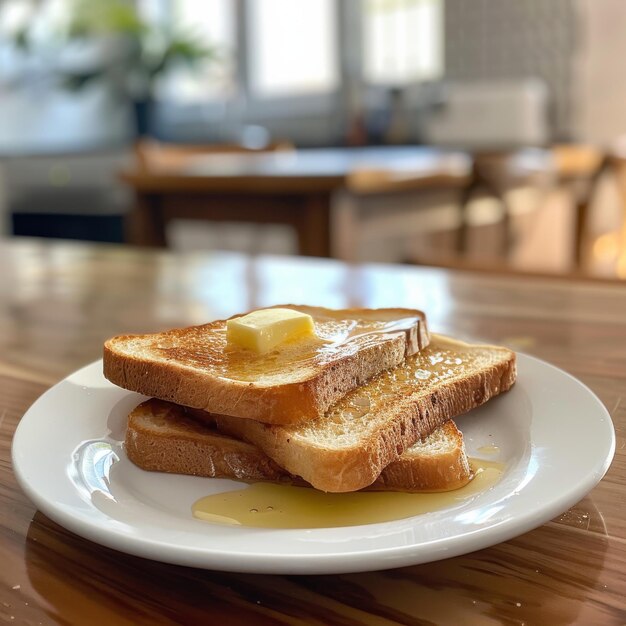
[
  {"x1": 460, "y1": 145, "x2": 602, "y2": 263},
  {"x1": 571, "y1": 142, "x2": 626, "y2": 269},
  {"x1": 550, "y1": 144, "x2": 603, "y2": 267},
  {"x1": 458, "y1": 149, "x2": 555, "y2": 256},
  {"x1": 332, "y1": 155, "x2": 471, "y2": 262}
]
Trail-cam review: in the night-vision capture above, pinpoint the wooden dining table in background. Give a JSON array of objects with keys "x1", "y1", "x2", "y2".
[
  {"x1": 120, "y1": 146, "x2": 471, "y2": 257},
  {"x1": 1, "y1": 238, "x2": 625, "y2": 624}
]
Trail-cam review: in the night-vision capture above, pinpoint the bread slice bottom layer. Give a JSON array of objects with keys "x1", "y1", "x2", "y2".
[{"x1": 125, "y1": 399, "x2": 472, "y2": 492}]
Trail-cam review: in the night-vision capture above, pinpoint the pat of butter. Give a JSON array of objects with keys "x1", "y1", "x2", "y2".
[{"x1": 227, "y1": 308, "x2": 315, "y2": 353}]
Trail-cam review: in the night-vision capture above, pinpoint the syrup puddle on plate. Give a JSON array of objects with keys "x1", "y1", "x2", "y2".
[
  {"x1": 192, "y1": 459, "x2": 503, "y2": 529},
  {"x1": 477, "y1": 444, "x2": 500, "y2": 455}
]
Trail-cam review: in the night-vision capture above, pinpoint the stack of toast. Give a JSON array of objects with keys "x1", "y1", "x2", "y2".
[{"x1": 104, "y1": 306, "x2": 516, "y2": 493}]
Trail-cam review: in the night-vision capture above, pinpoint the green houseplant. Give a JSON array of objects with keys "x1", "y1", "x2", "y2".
[{"x1": 64, "y1": 0, "x2": 214, "y2": 136}]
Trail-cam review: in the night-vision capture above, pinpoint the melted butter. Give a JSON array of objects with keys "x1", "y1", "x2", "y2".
[
  {"x1": 158, "y1": 310, "x2": 424, "y2": 383},
  {"x1": 311, "y1": 340, "x2": 482, "y2": 441},
  {"x1": 343, "y1": 394, "x2": 371, "y2": 419},
  {"x1": 192, "y1": 459, "x2": 504, "y2": 529}
]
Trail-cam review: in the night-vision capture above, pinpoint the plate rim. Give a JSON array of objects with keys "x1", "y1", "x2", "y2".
[{"x1": 11, "y1": 352, "x2": 616, "y2": 574}]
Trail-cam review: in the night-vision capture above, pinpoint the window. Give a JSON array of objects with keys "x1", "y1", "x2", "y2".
[
  {"x1": 363, "y1": 0, "x2": 443, "y2": 86},
  {"x1": 143, "y1": 0, "x2": 443, "y2": 105},
  {"x1": 147, "y1": 0, "x2": 340, "y2": 105},
  {"x1": 246, "y1": 0, "x2": 339, "y2": 99}
]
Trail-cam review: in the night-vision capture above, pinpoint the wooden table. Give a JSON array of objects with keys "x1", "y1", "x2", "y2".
[
  {"x1": 120, "y1": 146, "x2": 470, "y2": 257},
  {"x1": 2, "y1": 238, "x2": 625, "y2": 624}
]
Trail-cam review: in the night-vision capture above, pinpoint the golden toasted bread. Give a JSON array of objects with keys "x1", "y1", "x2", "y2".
[
  {"x1": 204, "y1": 335, "x2": 516, "y2": 492},
  {"x1": 104, "y1": 306, "x2": 429, "y2": 425},
  {"x1": 125, "y1": 399, "x2": 472, "y2": 492}
]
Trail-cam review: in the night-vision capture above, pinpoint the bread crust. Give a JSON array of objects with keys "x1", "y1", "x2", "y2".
[
  {"x1": 370, "y1": 420, "x2": 472, "y2": 492},
  {"x1": 125, "y1": 401, "x2": 288, "y2": 481},
  {"x1": 104, "y1": 306, "x2": 429, "y2": 425},
  {"x1": 125, "y1": 400, "x2": 472, "y2": 492}
]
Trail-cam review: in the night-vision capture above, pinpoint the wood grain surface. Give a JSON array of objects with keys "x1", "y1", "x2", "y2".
[{"x1": 1, "y1": 238, "x2": 625, "y2": 625}]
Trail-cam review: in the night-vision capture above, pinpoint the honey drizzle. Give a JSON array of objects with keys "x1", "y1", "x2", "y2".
[{"x1": 192, "y1": 458, "x2": 504, "y2": 529}]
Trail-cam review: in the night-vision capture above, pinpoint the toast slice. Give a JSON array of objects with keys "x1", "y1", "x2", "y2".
[
  {"x1": 204, "y1": 335, "x2": 516, "y2": 492},
  {"x1": 104, "y1": 306, "x2": 429, "y2": 425},
  {"x1": 125, "y1": 399, "x2": 472, "y2": 492}
]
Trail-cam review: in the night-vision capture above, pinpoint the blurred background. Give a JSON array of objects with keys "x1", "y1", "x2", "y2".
[{"x1": 2, "y1": 0, "x2": 626, "y2": 278}]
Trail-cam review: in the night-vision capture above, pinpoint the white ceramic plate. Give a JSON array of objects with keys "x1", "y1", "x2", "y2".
[{"x1": 12, "y1": 354, "x2": 615, "y2": 574}]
